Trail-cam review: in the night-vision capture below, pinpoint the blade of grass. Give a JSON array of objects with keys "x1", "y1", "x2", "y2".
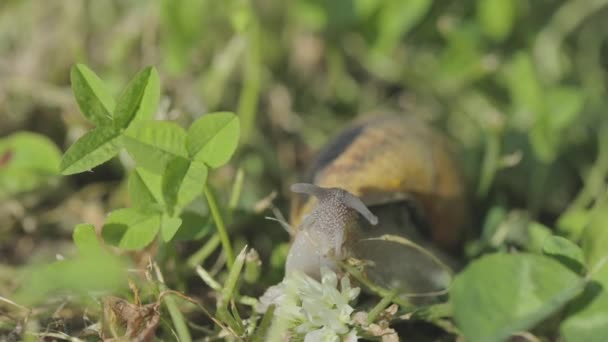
[
  {"x1": 195, "y1": 265, "x2": 222, "y2": 291},
  {"x1": 220, "y1": 246, "x2": 247, "y2": 306},
  {"x1": 153, "y1": 263, "x2": 191, "y2": 342},
  {"x1": 252, "y1": 304, "x2": 275, "y2": 342},
  {"x1": 158, "y1": 289, "x2": 235, "y2": 336},
  {"x1": 363, "y1": 234, "x2": 454, "y2": 276},
  {"x1": 204, "y1": 184, "x2": 235, "y2": 267},
  {"x1": 216, "y1": 246, "x2": 248, "y2": 335},
  {"x1": 230, "y1": 300, "x2": 243, "y2": 329}
]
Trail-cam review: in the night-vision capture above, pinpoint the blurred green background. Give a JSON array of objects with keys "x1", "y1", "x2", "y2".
[{"x1": 1, "y1": 0, "x2": 607, "y2": 338}]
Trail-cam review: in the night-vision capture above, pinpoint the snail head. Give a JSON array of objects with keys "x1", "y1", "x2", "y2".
[{"x1": 290, "y1": 183, "x2": 378, "y2": 226}]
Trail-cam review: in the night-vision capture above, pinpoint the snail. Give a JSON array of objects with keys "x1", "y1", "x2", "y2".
[
  {"x1": 286, "y1": 114, "x2": 469, "y2": 297},
  {"x1": 285, "y1": 183, "x2": 379, "y2": 280}
]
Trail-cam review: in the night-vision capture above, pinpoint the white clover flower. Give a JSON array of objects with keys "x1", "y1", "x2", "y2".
[
  {"x1": 260, "y1": 267, "x2": 361, "y2": 341},
  {"x1": 303, "y1": 327, "x2": 340, "y2": 342}
]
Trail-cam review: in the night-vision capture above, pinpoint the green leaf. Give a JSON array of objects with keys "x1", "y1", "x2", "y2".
[
  {"x1": 162, "y1": 157, "x2": 208, "y2": 213},
  {"x1": 501, "y1": 52, "x2": 544, "y2": 130},
  {"x1": 174, "y1": 211, "x2": 212, "y2": 241},
  {"x1": 375, "y1": 0, "x2": 432, "y2": 53},
  {"x1": 531, "y1": 87, "x2": 584, "y2": 163},
  {"x1": 60, "y1": 126, "x2": 122, "y2": 175},
  {"x1": 481, "y1": 206, "x2": 507, "y2": 243},
  {"x1": 545, "y1": 87, "x2": 584, "y2": 133},
  {"x1": 128, "y1": 168, "x2": 161, "y2": 212},
  {"x1": 581, "y1": 210, "x2": 608, "y2": 268},
  {"x1": 557, "y1": 209, "x2": 591, "y2": 242},
  {"x1": 70, "y1": 64, "x2": 115, "y2": 126},
  {"x1": 113, "y1": 67, "x2": 160, "y2": 129},
  {"x1": 161, "y1": 215, "x2": 182, "y2": 242},
  {"x1": 102, "y1": 209, "x2": 131, "y2": 246},
  {"x1": 452, "y1": 253, "x2": 584, "y2": 342},
  {"x1": 0, "y1": 132, "x2": 61, "y2": 198},
  {"x1": 435, "y1": 25, "x2": 486, "y2": 92},
  {"x1": 527, "y1": 221, "x2": 553, "y2": 253},
  {"x1": 134, "y1": 167, "x2": 165, "y2": 207},
  {"x1": 560, "y1": 266, "x2": 608, "y2": 342},
  {"x1": 73, "y1": 224, "x2": 103, "y2": 256},
  {"x1": 542, "y1": 235, "x2": 585, "y2": 273},
  {"x1": 119, "y1": 215, "x2": 161, "y2": 250},
  {"x1": 102, "y1": 208, "x2": 161, "y2": 250},
  {"x1": 292, "y1": 0, "x2": 327, "y2": 31},
  {"x1": 477, "y1": 0, "x2": 515, "y2": 42},
  {"x1": 123, "y1": 120, "x2": 188, "y2": 174},
  {"x1": 354, "y1": 0, "x2": 382, "y2": 19},
  {"x1": 187, "y1": 112, "x2": 240, "y2": 168},
  {"x1": 561, "y1": 209, "x2": 608, "y2": 342}
]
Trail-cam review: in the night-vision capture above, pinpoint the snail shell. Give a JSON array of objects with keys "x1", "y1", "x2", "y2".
[{"x1": 288, "y1": 114, "x2": 469, "y2": 296}]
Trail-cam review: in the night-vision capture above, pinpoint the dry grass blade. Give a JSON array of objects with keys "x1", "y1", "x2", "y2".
[{"x1": 362, "y1": 234, "x2": 454, "y2": 276}]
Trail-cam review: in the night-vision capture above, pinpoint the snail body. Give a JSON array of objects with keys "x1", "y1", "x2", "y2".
[{"x1": 287, "y1": 114, "x2": 468, "y2": 296}]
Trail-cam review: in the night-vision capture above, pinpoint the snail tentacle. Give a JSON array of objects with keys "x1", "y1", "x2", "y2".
[{"x1": 341, "y1": 191, "x2": 378, "y2": 225}]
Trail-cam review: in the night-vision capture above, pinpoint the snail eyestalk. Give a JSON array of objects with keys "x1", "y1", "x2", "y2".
[{"x1": 342, "y1": 190, "x2": 378, "y2": 225}]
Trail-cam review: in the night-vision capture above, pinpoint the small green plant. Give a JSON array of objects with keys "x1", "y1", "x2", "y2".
[
  {"x1": 61, "y1": 64, "x2": 239, "y2": 257},
  {"x1": 449, "y1": 213, "x2": 608, "y2": 342},
  {"x1": 13, "y1": 64, "x2": 242, "y2": 342}
]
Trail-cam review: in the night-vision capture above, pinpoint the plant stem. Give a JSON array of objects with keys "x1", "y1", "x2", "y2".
[
  {"x1": 154, "y1": 264, "x2": 192, "y2": 342},
  {"x1": 341, "y1": 262, "x2": 412, "y2": 309},
  {"x1": 238, "y1": 22, "x2": 261, "y2": 143},
  {"x1": 366, "y1": 289, "x2": 397, "y2": 324},
  {"x1": 164, "y1": 295, "x2": 191, "y2": 342},
  {"x1": 195, "y1": 265, "x2": 223, "y2": 291},
  {"x1": 228, "y1": 168, "x2": 245, "y2": 211},
  {"x1": 204, "y1": 184, "x2": 235, "y2": 268},
  {"x1": 187, "y1": 234, "x2": 221, "y2": 268}
]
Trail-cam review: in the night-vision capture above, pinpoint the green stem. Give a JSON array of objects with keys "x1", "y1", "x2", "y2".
[
  {"x1": 237, "y1": 22, "x2": 261, "y2": 143},
  {"x1": 154, "y1": 264, "x2": 192, "y2": 342},
  {"x1": 187, "y1": 234, "x2": 221, "y2": 268},
  {"x1": 228, "y1": 168, "x2": 245, "y2": 211},
  {"x1": 163, "y1": 294, "x2": 191, "y2": 342},
  {"x1": 204, "y1": 184, "x2": 235, "y2": 268},
  {"x1": 366, "y1": 289, "x2": 397, "y2": 324},
  {"x1": 341, "y1": 262, "x2": 412, "y2": 309}
]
